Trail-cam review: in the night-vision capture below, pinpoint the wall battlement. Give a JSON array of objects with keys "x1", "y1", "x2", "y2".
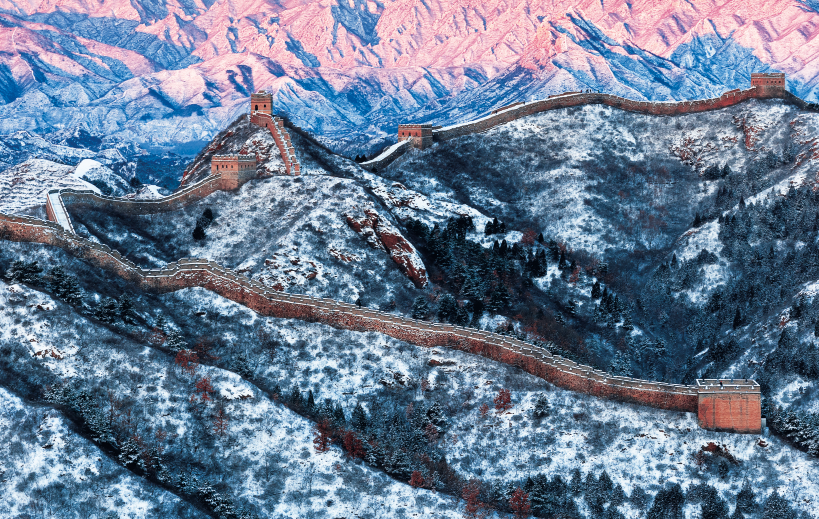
[
  {"x1": 366, "y1": 73, "x2": 796, "y2": 172},
  {"x1": 696, "y1": 379, "x2": 761, "y2": 433},
  {"x1": 211, "y1": 153, "x2": 258, "y2": 190},
  {"x1": 397, "y1": 124, "x2": 434, "y2": 149},
  {"x1": 249, "y1": 111, "x2": 301, "y2": 175},
  {"x1": 0, "y1": 206, "x2": 760, "y2": 432}
]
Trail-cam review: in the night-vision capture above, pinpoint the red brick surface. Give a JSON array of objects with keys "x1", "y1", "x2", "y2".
[{"x1": 0, "y1": 212, "x2": 710, "y2": 419}]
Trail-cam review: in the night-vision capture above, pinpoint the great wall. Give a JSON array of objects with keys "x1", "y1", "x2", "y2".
[
  {"x1": 0, "y1": 79, "x2": 776, "y2": 434},
  {"x1": 361, "y1": 72, "x2": 798, "y2": 171}
]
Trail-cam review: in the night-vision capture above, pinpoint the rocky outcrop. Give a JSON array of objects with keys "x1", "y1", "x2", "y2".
[{"x1": 345, "y1": 207, "x2": 428, "y2": 288}]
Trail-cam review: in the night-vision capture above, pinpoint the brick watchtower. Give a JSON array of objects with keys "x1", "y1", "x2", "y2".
[
  {"x1": 696, "y1": 379, "x2": 761, "y2": 434},
  {"x1": 751, "y1": 73, "x2": 786, "y2": 98},
  {"x1": 251, "y1": 91, "x2": 273, "y2": 115},
  {"x1": 211, "y1": 154, "x2": 257, "y2": 190},
  {"x1": 397, "y1": 124, "x2": 434, "y2": 149}
]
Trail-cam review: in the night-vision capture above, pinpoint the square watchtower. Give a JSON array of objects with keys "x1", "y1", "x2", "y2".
[
  {"x1": 696, "y1": 379, "x2": 761, "y2": 434},
  {"x1": 397, "y1": 124, "x2": 434, "y2": 149},
  {"x1": 251, "y1": 91, "x2": 273, "y2": 115},
  {"x1": 751, "y1": 73, "x2": 785, "y2": 89}
]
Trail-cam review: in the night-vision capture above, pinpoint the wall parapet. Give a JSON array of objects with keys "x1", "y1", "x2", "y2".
[
  {"x1": 360, "y1": 140, "x2": 411, "y2": 172},
  {"x1": 428, "y1": 86, "x2": 794, "y2": 144},
  {"x1": 0, "y1": 210, "x2": 760, "y2": 431},
  {"x1": 249, "y1": 113, "x2": 301, "y2": 175}
]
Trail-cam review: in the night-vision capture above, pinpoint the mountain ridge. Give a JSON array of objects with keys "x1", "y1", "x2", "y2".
[{"x1": 2, "y1": 0, "x2": 819, "y2": 155}]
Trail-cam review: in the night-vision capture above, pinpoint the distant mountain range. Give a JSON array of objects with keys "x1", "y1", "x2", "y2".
[{"x1": 1, "y1": 0, "x2": 819, "y2": 155}]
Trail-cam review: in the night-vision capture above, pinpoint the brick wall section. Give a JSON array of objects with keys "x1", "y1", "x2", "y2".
[
  {"x1": 51, "y1": 174, "x2": 227, "y2": 220},
  {"x1": 0, "y1": 211, "x2": 709, "y2": 418},
  {"x1": 368, "y1": 86, "x2": 798, "y2": 171},
  {"x1": 249, "y1": 113, "x2": 301, "y2": 175},
  {"x1": 432, "y1": 86, "x2": 795, "y2": 143},
  {"x1": 697, "y1": 380, "x2": 761, "y2": 433},
  {"x1": 360, "y1": 140, "x2": 411, "y2": 172}
]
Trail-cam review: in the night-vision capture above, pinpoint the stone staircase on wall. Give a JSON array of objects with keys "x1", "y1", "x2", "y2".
[{"x1": 250, "y1": 113, "x2": 301, "y2": 175}]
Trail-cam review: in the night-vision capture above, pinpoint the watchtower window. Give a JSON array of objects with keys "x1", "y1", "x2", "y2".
[{"x1": 255, "y1": 105, "x2": 258, "y2": 110}]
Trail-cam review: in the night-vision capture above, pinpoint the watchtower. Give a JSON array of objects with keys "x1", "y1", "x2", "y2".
[
  {"x1": 397, "y1": 124, "x2": 434, "y2": 149},
  {"x1": 751, "y1": 73, "x2": 785, "y2": 89},
  {"x1": 251, "y1": 91, "x2": 273, "y2": 115},
  {"x1": 696, "y1": 379, "x2": 761, "y2": 433},
  {"x1": 211, "y1": 154, "x2": 257, "y2": 190}
]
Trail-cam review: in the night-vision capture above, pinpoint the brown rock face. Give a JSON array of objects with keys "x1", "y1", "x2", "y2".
[{"x1": 345, "y1": 207, "x2": 428, "y2": 288}]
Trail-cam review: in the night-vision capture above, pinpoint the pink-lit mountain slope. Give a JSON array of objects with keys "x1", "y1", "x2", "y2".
[{"x1": 1, "y1": 0, "x2": 819, "y2": 154}]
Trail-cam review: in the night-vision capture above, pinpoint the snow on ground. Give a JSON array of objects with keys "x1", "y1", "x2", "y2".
[
  {"x1": 0, "y1": 159, "x2": 101, "y2": 214},
  {"x1": 73, "y1": 173, "x2": 423, "y2": 308},
  {"x1": 382, "y1": 99, "x2": 819, "y2": 255},
  {"x1": 169, "y1": 288, "x2": 819, "y2": 518},
  {"x1": 0, "y1": 384, "x2": 202, "y2": 518},
  {"x1": 0, "y1": 277, "x2": 466, "y2": 518}
]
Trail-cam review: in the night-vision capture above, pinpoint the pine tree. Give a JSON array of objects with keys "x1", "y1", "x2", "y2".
[
  {"x1": 192, "y1": 223, "x2": 206, "y2": 241},
  {"x1": 166, "y1": 329, "x2": 187, "y2": 352},
  {"x1": 537, "y1": 232, "x2": 544, "y2": 243},
  {"x1": 532, "y1": 393, "x2": 550, "y2": 418},
  {"x1": 351, "y1": 403, "x2": 368, "y2": 432},
  {"x1": 554, "y1": 251, "x2": 564, "y2": 270},
  {"x1": 332, "y1": 403, "x2": 347, "y2": 429},
  {"x1": 305, "y1": 390, "x2": 316, "y2": 415},
  {"x1": 437, "y1": 293, "x2": 457, "y2": 323},
  {"x1": 735, "y1": 481, "x2": 756, "y2": 515},
  {"x1": 154, "y1": 315, "x2": 167, "y2": 332},
  {"x1": 95, "y1": 297, "x2": 119, "y2": 323},
  {"x1": 609, "y1": 352, "x2": 633, "y2": 377},
  {"x1": 647, "y1": 483, "x2": 685, "y2": 519},
  {"x1": 701, "y1": 489, "x2": 729, "y2": 519},
  {"x1": 7, "y1": 260, "x2": 43, "y2": 284},
  {"x1": 733, "y1": 308, "x2": 743, "y2": 329},
  {"x1": 411, "y1": 296, "x2": 430, "y2": 320},
  {"x1": 117, "y1": 293, "x2": 135, "y2": 323},
  {"x1": 569, "y1": 469, "x2": 583, "y2": 495},
  {"x1": 61, "y1": 276, "x2": 83, "y2": 306},
  {"x1": 761, "y1": 492, "x2": 797, "y2": 519},
  {"x1": 591, "y1": 281, "x2": 601, "y2": 299}
]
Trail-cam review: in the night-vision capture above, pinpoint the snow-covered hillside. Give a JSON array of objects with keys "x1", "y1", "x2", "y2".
[{"x1": 3, "y1": 95, "x2": 819, "y2": 518}]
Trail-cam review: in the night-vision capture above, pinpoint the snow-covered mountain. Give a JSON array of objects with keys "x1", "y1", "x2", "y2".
[{"x1": 2, "y1": 0, "x2": 819, "y2": 153}]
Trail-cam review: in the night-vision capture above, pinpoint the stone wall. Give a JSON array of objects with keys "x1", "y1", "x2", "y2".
[
  {"x1": 371, "y1": 85, "x2": 802, "y2": 172},
  {"x1": 697, "y1": 380, "x2": 762, "y2": 433},
  {"x1": 0, "y1": 211, "x2": 709, "y2": 418},
  {"x1": 431, "y1": 86, "x2": 795, "y2": 143},
  {"x1": 360, "y1": 140, "x2": 411, "y2": 172},
  {"x1": 54, "y1": 174, "x2": 226, "y2": 218},
  {"x1": 250, "y1": 113, "x2": 301, "y2": 175}
]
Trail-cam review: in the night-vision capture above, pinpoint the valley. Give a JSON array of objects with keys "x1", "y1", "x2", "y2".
[{"x1": 1, "y1": 84, "x2": 819, "y2": 518}]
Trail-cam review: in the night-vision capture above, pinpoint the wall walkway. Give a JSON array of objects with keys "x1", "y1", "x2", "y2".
[
  {"x1": 249, "y1": 113, "x2": 301, "y2": 175},
  {"x1": 0, "y1": 210, "x2": 701, "y2": 415},
  {"x1": 364, "y1": 85, "x2": 802, "y2": 171}
]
